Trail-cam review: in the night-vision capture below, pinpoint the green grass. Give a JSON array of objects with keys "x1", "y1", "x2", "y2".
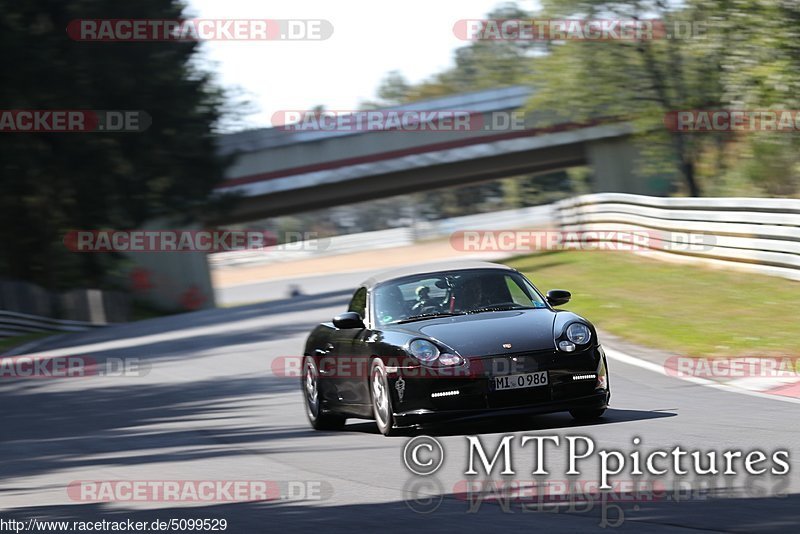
[{"x1": 507, "y1": 251, "x2": 800, "y2": 357}]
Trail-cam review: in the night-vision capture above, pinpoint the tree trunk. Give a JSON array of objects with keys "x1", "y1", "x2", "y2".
[
  {"x1": 682, "y1": 159, "x2": 700, "y2": 197},
  {"x1": 671, "y1": 132, "x2": 701, "y2": 196}
]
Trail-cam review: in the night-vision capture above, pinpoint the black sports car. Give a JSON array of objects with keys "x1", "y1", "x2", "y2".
[{"x1": 302, "y1": 261, "x2": 610, "y2": 435}]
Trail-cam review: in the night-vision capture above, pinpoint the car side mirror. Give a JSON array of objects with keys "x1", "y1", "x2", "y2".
[
  {"x1": 333, "y1": 311, "x2": 365, "y2": 329},
  {"x1": 546, "y1": 289, "x2": 571, "y2": 307}
]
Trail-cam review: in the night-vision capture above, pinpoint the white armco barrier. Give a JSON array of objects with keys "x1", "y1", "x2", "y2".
[
  {"x1": 209, "y1": 205, "x2": 554, "y2": 268},
  {"x1": 554, "y1": 193, "x2": 800, "y2": 281},
  {"x1": 210, "y1": 193, "x2": 800, "y2": 283},
  {"x1": 208, "y1": 227, "x2": 416, "y2": 268}
]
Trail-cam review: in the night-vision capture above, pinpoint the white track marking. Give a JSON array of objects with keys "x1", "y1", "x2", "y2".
[{"x1": 604, "y1": 347, "x2": 800, "y2": 405}]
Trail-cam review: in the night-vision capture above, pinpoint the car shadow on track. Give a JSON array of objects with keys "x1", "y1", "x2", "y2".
[
  {"x1": 0, "y1": 374, "x2": 305, "y2": 482},
  {"x1": 340, "y1": 408, "x2": 676, "y2": 437}
]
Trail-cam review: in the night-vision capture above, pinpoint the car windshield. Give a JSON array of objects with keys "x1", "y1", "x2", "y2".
[{"x1": 373, "y1": 269, "x2": 547, "y2": 326}]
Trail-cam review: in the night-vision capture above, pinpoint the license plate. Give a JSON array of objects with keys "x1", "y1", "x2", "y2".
[{"x1": 493, "y1": 371, "x2": 548, "y2": 391}]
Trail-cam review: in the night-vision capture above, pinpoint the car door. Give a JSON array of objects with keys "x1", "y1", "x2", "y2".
[{"x1": 322, "y1": 287, "x2": 371, "y2": 407}]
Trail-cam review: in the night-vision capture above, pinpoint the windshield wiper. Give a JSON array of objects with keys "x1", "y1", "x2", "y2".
[
  {"x1": 397, "y1": 312, "x2": 464, "y2": 324},
  {"x1": 467, "y1": 304, "x2": 536, "y2": 314}
]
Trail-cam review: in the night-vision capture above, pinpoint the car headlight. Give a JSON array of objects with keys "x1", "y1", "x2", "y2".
[
  {"x1": 408, "y1": 339, "x2": 463, "y2": 366},
  {"x1": 408, "y1": 339, "x2": 439, "y2": 363},
  {"x1": 566, "y1": 323, "x2": 592, "y2": 345}
]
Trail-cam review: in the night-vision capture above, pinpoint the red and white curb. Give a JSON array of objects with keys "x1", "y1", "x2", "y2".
[{"x1": 605, "y1": 347, "x2": 800, "y2": 405}]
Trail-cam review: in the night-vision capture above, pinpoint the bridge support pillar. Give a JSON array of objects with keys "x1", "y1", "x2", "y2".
[{"x1": 586, "y1": 138, "x2": 671, "y2": 195}]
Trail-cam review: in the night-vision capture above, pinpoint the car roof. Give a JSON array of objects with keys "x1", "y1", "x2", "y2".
[{"x1": 360, "y1": 260, "x2": 515, "y2": 287}]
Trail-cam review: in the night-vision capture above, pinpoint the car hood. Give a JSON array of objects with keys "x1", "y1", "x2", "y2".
[{"x1": 393, "y1": 309, "x2": 557, "y2": 357}]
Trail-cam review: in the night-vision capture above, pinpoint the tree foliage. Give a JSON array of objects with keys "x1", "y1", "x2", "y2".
[
  {"x1": 0, "y1": 0, "x2": 229, "y2": 288},
  {"x1": 531, "y1": 0, "x2": 800, "y2": 196},
  {"x1": 375, "y1": 0, "x2": 800, "y2": 198}
]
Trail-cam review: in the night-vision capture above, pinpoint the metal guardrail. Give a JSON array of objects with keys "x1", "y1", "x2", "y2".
[
  {"x1": 554, "y1": 193, "x2": 800, "y2": 281},
  {"x1": 0, "y1": 309, "x2": 105, "y2": 338},
  {"x1": 6, "y1": 193, "x2": 795, "y2": 339},
  {"x1": 413, "y1": 204, "x2": 554, "y2": 239},
  {"x1": 209, "y1": 205, "x2": 555, "y2": 268},
  {"x1": 209, "y1": 192, "x2": 799, "y2": 283},
  {"x1": 0, "y1": 283, "x2": 128, "y2": 339},
  {"x1": 208, "y1": 227, "x2": 416, "y2": 268}
]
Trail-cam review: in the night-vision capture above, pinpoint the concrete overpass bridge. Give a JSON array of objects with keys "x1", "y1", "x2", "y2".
[
  {"x1": 214, "y1": 86, "x2": 668, "y2": 223},
  {"x1": 127, "y1": 86, "x2": 672, "y2": 312}
]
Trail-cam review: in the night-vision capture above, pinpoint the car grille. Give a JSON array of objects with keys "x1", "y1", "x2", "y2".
[{"x1": 480, "y1": 350, "x2": 556, "y2": 408}]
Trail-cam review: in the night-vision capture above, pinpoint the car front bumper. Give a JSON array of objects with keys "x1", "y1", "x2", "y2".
[
  {"x1": 385, "y1": 344, "x2": 610, "y2": 428},
  {"x1": 393, "y1": 390, "x2": 609, "y2": 428}
]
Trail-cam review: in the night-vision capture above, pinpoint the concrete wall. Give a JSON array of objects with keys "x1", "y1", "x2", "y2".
[{"x1": 122, "y1": 220, "x2": 216, "y2": 312}]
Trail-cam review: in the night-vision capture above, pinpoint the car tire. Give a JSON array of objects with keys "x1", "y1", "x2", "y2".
[
  {"x1": 569, "y1": 408, "x2": 606, "y2": 421},
  {"x1": 303, "y1": 355, "x2": 346, "y2": 430},
  {"x1": 370, "y1": 359, "x2": 398, "y2": 436}
]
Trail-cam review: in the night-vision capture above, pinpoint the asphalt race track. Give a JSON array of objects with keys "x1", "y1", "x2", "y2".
[{"x1": 1, "y1": 273, "x2": 799, "y2": 533}]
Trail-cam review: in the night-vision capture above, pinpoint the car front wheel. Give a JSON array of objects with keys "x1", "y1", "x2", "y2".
[
  {"x1": 303, "y1": 355, "x2": 345, "y2": 430},
  {"x1": 370, "y1": 359, "x2": 398, "y2": 436}
]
